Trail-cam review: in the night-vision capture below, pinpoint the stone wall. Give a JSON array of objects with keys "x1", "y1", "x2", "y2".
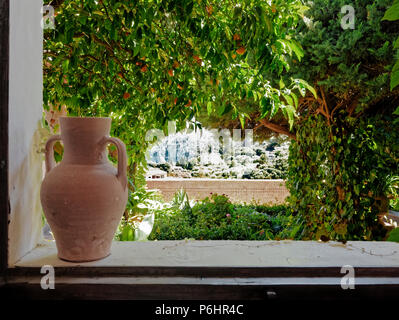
[{"x1": 146, "y1": 178, "x2": 289, "y2": 204}]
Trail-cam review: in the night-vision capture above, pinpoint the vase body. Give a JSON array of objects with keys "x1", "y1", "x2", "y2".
[{"x1": 40, "y1": 117, "x2": 128, "y2": 262}]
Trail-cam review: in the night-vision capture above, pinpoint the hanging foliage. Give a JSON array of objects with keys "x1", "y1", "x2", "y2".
[
  {"x1": 287, "y1": 114, "x2": 399, "y2": 241},
  {"x1": 383, "y1": 0, "x2": 399, "y2": 91},
  {"x1": 43, "y1": 0, "x2": 310, "y2": 185}
]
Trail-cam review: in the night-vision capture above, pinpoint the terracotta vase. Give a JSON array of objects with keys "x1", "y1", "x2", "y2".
[{"x1": 40, "y1": 117, "x2": 128, "y2": 262}]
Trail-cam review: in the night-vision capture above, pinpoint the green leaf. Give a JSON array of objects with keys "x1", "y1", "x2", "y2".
[
  {"x1": 279, "y1": 78, "x2": 285, "y2": 89},
  {"x1": 391, "y1": 59, "x2": 399, "y2": 91},
  {"x1": 277, "y1": 39, "x2": 292, "y2": 56},
  {"x1": 291, "y1": 92, "x2": 298, "y2": 109},
  {"x1": 217, "y1": 103, "x2": 225, "y2": 116},
  {"x1": 239, "y1": 114, "x2": 245, "y2": 128},
  {"x1": 354, "y1": 184, "x2": 360, "y2": 196},
  {"x1": 207, "y1": 101, "x2": 212, "y2": 115},
  {"x1": 121, "y1": 224, "x2": 134, "y2": 241},
  {"x1": 264, "y1": 17, "x2": 272, "y2": 33},
  {"x1": 282, "y1": 93, "x2": 293, "y2": 106},
  {"x1": 260, "y1": 96, "x2": 270, "y2": 117},
  {"x1": 62, "y1": 59, "x2": 70, "y2": 72},
  {"x1": 394, "y1": 36, "x2": 399, "y2": 49},
  {"x1": 78, "y1": 15, "x2": 87, "y2": 25},
  {"x1": 93, "y1": 10, "x2": 104, "y2": 16},
  {"x1": 285, "y1": 104, "x2": 296, "y2": 129},
  {"x1": 298, "y1": 79, "x2": 317, "y2": 98},
  {"x1": 288, "y1": 39, "x2": 304, "y2": 62},
  {"x1": 387, "y1": 228, "x2": 399, "y2": 242},
  {"x1": 382, "y1": 2, "x2": 399, "y2": 21}
]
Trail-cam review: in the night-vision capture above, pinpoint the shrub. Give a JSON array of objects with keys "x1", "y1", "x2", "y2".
[
  {"x1": 114, "y1": 182, "x2": 163, "y2": 241},
  {"x1": 148, "y1": 194, "x2": 302, "y2": 241}
]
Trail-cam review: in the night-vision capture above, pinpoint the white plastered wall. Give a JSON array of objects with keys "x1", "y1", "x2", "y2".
[{"x1": 8, "y1": 0, "x2": 43, "y2": 265}]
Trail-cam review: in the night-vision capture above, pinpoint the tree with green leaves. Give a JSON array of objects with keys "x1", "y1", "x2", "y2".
[
  {"x1": 383, "y1": 0, "x2": 399, "y2": 92},
  {"x1": 44, "y1": 0, "x2": 311, "y2": 189},
  {"x1": 285, "y1": 0, "x2": 399, "y2": 241},
  {"x1": 202, "y1": 0, "x2": 399, "y2": 136},
  {"x1": 200, "y1": 0, "x2": 399, "y2": 241}
]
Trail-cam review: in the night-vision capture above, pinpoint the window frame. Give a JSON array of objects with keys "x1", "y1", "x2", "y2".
[
  {"x1": 0, "y1": 0, "x2": 9, "y2": 276},
  {"x1": 1, "y1": 0, "x2": 399, "y2": 300}
]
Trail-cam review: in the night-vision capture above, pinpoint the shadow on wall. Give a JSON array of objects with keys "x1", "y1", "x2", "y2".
[{"x1": 8, "y1": 121, "x2": 46, "y2": 264}]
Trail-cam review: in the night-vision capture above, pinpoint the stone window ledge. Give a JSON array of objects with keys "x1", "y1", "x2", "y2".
[
  {"x1": 13, "y1": 240, "x2": 399, "y2": 269},
  {"x1": 3, "y1": 240, "x2": 399, "y2": 300}
]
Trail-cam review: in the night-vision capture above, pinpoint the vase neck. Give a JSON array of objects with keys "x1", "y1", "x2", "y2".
[
  {"x1": 62, "y1": 138, "x2": 108, "y2": 165},
  {"x1": 59, "y1": 117, "x2": 112, "y2": 165}
]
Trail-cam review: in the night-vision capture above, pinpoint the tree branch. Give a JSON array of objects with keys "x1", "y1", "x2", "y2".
[{"x1": 258, "y1": 118, "x2": 297, "y2": 140}]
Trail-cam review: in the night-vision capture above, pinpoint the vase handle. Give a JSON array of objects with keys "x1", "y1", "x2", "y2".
[
  {"x1": 44, "y1": 134, "x2": 62, "y2": 175},
  {"x1": 103, "y1": 137, "x2": 128, "y2": 190}
]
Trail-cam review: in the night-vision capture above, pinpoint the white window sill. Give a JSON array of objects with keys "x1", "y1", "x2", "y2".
[
  {"x1": 5, "y1": 240, "x2": 399, "y2": 299},
  {"x1": 13, "y1": 240, "x2": 399, "y2": 268}
]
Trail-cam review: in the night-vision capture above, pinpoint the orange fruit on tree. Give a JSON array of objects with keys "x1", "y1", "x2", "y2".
[
  {"x1": 123, "y1": 92, "x2": 130, "y2": 99},
  {"x1": 168, "y1": 69, "x2": 174, "y2": 77},
  {"x1": 236, "y1": 47, "x2": 246, "y2": 55},
  {"x1": 193, "y1": 55, "x2": 202, "y2": 65}
]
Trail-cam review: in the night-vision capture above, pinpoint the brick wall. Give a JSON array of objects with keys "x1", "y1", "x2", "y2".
[{"x1": 146, "y1": 178, "x2": 289, "y2": 204}]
